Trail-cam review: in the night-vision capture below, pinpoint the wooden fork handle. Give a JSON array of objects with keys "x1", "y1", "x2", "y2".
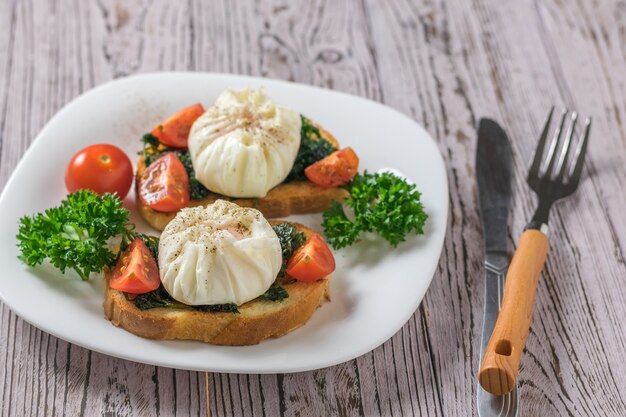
[{"x1": 478, "y1": 229, "x2": 549, "y2": 395}]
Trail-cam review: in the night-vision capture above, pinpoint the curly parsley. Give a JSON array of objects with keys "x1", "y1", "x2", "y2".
[
  {"x1": 17, "y1": 190, "x2": 135, "y2": 280},
  {"x1": 322, "y1": 171, "x2": 428, "y2": 249}
]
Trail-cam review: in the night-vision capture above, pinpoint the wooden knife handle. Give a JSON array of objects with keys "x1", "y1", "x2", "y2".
[{"x1": 478, "y1": 229, "x2": 549, "y2": 395}]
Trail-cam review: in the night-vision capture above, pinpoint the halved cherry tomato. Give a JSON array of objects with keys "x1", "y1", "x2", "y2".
[
  {"x1": 304, "y1": 147, "x2": 359, "y2": 187},
  {"x1": 139, "y1": 153, "x2": 190, "y2": 212},
  {"x1": 109, "y1": 238, "x2": 160, "y2": 294},
  {"x1": 65, "y1": 144, "x2": 133, "y2": 198},
  {"x1": 151, "y1": 103, "x2": 205, "y2": 148},
  {"x1": 286, "y1": 234, "x2": 336, "y2": 282}
]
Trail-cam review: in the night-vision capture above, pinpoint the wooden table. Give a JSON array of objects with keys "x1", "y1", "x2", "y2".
[{"x1": 1, "y1": 1, "x2": 625, "y2": 415}]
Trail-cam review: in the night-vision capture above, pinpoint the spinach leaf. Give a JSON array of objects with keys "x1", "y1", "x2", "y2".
[
  {"x1": 194, "y1": 303, "x2": 239, "y2": 313},
  {"x1": 175, "y1": 151, "x2": 210, "y2": 200},
  {"x1": 272, "y1": 223, "x2": 305, "y2": 260},
  {"x1": 134, "y1": 286, "x2": 239, "y2": 313},
  {"x1": 133, "y1": 286, "x2": 176, "y2": 310},
  {"x1": 286, "y1": 116, "x2": 336, "y2": 181},
  {"x1": 262, "y1": 282, "x2": 289, "y2": 302},
  {"x1": 272, "y1": 223, "x2": 305, "y2": 278}
]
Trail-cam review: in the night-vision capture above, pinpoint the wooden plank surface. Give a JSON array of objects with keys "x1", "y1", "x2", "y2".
[{"x1": 1, "y1": 0, "x2": 625, "y2": 415}]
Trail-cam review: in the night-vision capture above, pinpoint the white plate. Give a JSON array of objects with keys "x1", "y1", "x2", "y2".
[{"x1": 0, "y1": 73, "x2": 448, "y2": 373}]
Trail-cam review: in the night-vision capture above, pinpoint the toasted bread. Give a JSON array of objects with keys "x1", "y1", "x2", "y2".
[
  {"x1": 136, "y1": 122, "x2": 348, "y2": 231},
  {"x1": 103, "y1": 222, "x2": 331, "y2": 345}
]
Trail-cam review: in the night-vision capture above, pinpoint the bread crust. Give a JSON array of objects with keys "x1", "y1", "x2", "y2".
[
  {"x1": 103, "y1": 222, "x2": 331, "y2": 345},
  {"x1": 136, "y1": 122, "x2": 348, "y2": 231}
]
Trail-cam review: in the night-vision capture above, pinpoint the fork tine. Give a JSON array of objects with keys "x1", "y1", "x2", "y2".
[
  {"x1": 543, "y1": 109, "x2": 568, "y2": 178},
  {"x1": 568, "y1": 117, "x2": 591, "y2": 185},
  {"x1": 555, "y1": 112, "x2": 578, "y2": 181},
  {"x1": 528, "y1": 107, "x2": 555, "y2": 181}
]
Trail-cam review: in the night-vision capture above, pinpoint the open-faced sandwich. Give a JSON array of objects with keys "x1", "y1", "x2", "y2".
[
  {"x1": 137, "y1": 88, "x2": 359, "y2": 230},
  {"x1": 105, "y1": 199, "x2": 334, "y2": 345}
]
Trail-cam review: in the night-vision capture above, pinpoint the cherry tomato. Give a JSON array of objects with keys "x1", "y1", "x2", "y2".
[
  {"x1": 65, "y1": 144, "x2": 133, "y2": 198},
  {"x1": 151, "y1": 103, "x2": 205, "y2": 148},
  {"x1": 109, "y1": 238, "x2": 160, "y2": 294},
  {"x1": 139, "y1": 153, "x2": 190, "y2": 212},
  {"x1": 286, "y1": 234, "x2": 336, "y2": 282},
  {"x1": 304, "y1": 147, "x2": 359, "y2": 187}
]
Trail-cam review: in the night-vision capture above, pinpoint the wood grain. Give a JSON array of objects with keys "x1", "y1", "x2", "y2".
[
  {"x1": 479, "y1": 229, "x2": 550, "y2": 395},
  {"x1": 1, "y1": 0, "x2": 625, "y2": 416}
]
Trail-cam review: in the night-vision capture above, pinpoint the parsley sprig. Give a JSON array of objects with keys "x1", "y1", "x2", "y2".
[
  {"x1": 17, "y1": 190, "x2": 138, "y2": 280},
  {"x1": 322, "y1": 171, "x2": 428, "y2": 249}
]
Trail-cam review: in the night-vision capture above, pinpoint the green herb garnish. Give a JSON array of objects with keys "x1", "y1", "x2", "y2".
[
  {"x1": 272, "y1": 223, "x2": 305, "y2": 260},
  {"x1": 322, "y1": 171, "x2": 428, "y2": 249},
  {"x1": 141, "y1": 133, "x2": 163, "y2": 166},
  {"x1": 133, "y1": 286, "x2": 175, "y2": 310},
  {"x1": 133, "y1": 285, "x2": 239, "y2": 313},
  {"x1": 286, "y1": 116, "x2": 336, "y2": 181},
  {"x1": 262, "y1": 281, "x2": 289, "y2": 302},
  {"x1": 175, "y1": 151, "x2": 210, "y2": 200},
  {"x1": 272, "y1": 223, "x2": 305, "y2": 277},
  {"x1": 17, "y1": 190, "x2": 135, "y2": 280},
  {"x1": 194, "y1": 303, "x2": 239, "y2": 314}
]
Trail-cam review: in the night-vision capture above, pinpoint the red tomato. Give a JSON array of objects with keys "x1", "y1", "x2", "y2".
[
  {"x1": 286, "y1": 234, "x2": 336, "y2": 282},
  {"x1": 64, "y1": 144, "x2": 133, "y2": 198},
  {"x1": 109, "y1": 238, "x2": 160, "y2": 294},
  {"x1": 304, "y1": 147, "x2": 359, "y2": 187},
  {"x1": 151, "y1": 103, "x2": 205, "y2": 148},
  {"x1": 139, "y1": 153, "x2": 190, "y2": 212}
]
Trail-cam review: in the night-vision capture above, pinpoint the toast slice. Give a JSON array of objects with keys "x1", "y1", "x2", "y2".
[
  {"x1": 136, "y1": 122, "x2": 348, "y2": 231},
  {"x1": 103, "y1": 222, "x2": 331, "y2": 345}
]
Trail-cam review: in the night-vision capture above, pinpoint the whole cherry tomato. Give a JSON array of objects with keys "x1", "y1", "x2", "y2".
[{"x1": 65, "y1": 144, "x2": 134, "y2": 199}]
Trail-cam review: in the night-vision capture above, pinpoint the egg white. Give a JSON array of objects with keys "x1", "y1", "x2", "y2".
[
  {"x1": 188, "y1": 88, "x2": 301, "y2": 198},
  {"x1": 158, "y1": 200, "x2": 282, "y2": 306}
]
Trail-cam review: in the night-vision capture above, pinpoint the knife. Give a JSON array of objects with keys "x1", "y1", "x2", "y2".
[{"x1": 475, "y1": 119, "x2": 518, "y2": 417}]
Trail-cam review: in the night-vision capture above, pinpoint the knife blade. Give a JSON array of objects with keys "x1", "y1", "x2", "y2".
[{"x1": 475, "y1": 119, "x2": 518, "y2": 417}]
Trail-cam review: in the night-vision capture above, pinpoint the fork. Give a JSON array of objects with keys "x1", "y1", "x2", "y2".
[{"x1": 478, "y1": 108, "x2": 592, "y2": 395}]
